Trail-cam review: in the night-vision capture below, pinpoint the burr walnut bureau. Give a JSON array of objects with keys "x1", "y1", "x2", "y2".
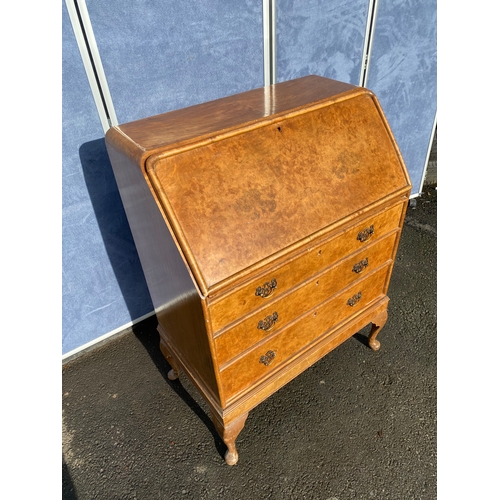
[{"x1": 105, "y1": 75, "x2": 412, "y2": 465}]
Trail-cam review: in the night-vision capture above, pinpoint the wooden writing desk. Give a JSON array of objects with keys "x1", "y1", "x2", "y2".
[{"x1": 105, "y1": 75, "x2": 411, "y2": 465}]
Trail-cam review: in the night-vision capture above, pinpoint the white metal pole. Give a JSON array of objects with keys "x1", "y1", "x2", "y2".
[
  {"x1": 359, "y1": 0, "x2": 380, "y2": 88},
  {"x1": 65, "y1": 0, "x2": 118, "y2": 132},
  {"x1": 418, "y1": 113, "x2": 438, "y2": 194},
  {"x1": 263, "y1": 0, "x2": 276, "y2": 86}
]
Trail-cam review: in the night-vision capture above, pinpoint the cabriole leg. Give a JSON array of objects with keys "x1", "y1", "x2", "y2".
[
  {"x1": 368, "y1": 309, "x2": 388, "y2": 351},
  {"x1": 211, "y1": 411, "x2": 248, "y2": 466}
]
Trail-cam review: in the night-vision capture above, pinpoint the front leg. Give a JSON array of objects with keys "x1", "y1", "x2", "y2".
[
  {"x1": 368, "y1": 309, "x2": 388, "y2": 351},
  {"x1": 211, "y1": 411, "x2": 248, "y2": 466}
]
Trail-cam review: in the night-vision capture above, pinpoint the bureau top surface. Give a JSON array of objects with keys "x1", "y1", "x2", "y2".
[
  {"x1": 106, "y1": 76, "x2": 411, "y2": 296},
  {"x1": 112, "y1": 76, "x2": 356, "y2": 153}
]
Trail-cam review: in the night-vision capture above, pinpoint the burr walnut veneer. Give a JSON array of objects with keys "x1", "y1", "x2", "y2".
[{"x1": 105, "y1": 75, "x2": 411, "y2": 465}]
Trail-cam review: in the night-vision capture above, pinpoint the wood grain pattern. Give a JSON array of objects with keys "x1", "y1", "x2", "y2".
[
  {"x1": 105, "y1": 75, "x2": 411, "y2": 465},
  {"x1": 115, "y1": 76, "x2": 356, "y2": 152},
  {"x1": 147, "y1": 92, "x2": 409, "y2": 293},
  {"x1": 213, "y1": 231, "x2": 398, "y2": 365},
  {"x1": 219, "y1": 297, "x2": 391, "y2": 419},
  {"x1": 208, "y1": 201, "x2": 404, "y2": 332},
  {"x1": 219, "y1": 264, "x2": 390, "y2": 401}
]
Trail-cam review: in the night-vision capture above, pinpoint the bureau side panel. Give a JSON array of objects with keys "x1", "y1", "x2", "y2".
[{"x1": 105, "y1": 139, "x2": 220, "y2": 402}]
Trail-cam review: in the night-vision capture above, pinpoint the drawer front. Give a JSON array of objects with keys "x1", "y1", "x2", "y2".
[
  {"x1": 214, "y1": 230, "x2": 398, "y2": 365},
  {"x1": 208, "y1": 202, "x2": 404, "y2": 332},
  {"x1": 219, "y1": 264, "x2": 390, "y2": 400}
]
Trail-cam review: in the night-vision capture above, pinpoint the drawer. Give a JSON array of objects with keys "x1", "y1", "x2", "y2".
[
  {"x1": 214, "y1": 230, "x2": 398, "y2": 365},
  {"x1": 218, "y1": 263, "x2": 390, "y2": 400},
  {"x1": 208, "y1": 201, "x2": 404, "y2": 332}
]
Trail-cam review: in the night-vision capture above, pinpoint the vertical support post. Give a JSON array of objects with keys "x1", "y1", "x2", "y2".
[
  {"x1": 64, "y1": 0, "x2": 118, "y2": 132},
  {"x1": 359, "y1": 0, "x2": 380, "y2": 87},
  {"x1": 263, "y1": 0, "x2": 276, "y2": 86},
  {"x1": 418, "y1": 114, "x2": 438, "y2": 194}
]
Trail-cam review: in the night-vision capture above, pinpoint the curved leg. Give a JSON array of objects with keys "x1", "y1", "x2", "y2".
[
  {"x1": 368, "y1": 309, "x2": 388, "y2": 351},
  {"x1": 159, "y1": 337, "x2": 181, "y2": 380},
  {"x1": 211, "y1": 411, "x2": 248, "y2": 466}
]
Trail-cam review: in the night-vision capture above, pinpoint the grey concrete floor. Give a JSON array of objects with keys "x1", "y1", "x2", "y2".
[{"x1": 62, "y1": 187, "x2": 437, "y2": 500}]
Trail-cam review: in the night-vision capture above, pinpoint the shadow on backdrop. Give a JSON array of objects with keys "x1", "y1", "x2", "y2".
[
  {"x1": 79, "y1": 139, "x2": 224, "y2": 453},
  {"x1": 79, "y1": 138, "x2": 154, "y2": 322}
]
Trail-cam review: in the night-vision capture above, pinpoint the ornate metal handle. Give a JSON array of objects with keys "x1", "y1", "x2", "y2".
[
  {"x1": 258, "y1": 312, "x2": 279, "y2": 331},
  {"x1": 259, "y1": 350, "x2": 276, "y2": 366},
  {"x1": 255, "y1": 278, "x2": 277, "y2": 298},
  {"x1": 347, "y1": 292, "x2": 362, "y2": 307},
  {"x1": 357, "y1": 225, "x2": 374, "y2": 242},
  {"x1": 352, "y1": 257, "x2": 369, "y2": 274}
]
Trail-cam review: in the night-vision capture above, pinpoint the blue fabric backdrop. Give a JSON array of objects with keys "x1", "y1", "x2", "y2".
[
  {"x1": 62, "y1": 3, "x2": 153, "y2": 355},
  {"x1": 276, "y1": 0, "x2": 369, "y2": 85},
  {"x1": 367, "y1": 0, "x2": 437, "y2": 194},
  {"x1": 85, "y1": 0, "x2": 264, "y2": 123}
]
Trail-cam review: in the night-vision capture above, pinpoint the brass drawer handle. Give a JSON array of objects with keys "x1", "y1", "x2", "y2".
[
  {"x1": 258, "y1": 312, "x2": 279, "y2": 331},
  {"x1": 255, "y1": 278, "x2": 277, "y2": 298},
  {"x1": 352, "y1": 257, "x2": 369, "y2": 274},
  {"x1": 347, "y1": 292, "x2": 362, "y2": 307},
  {"x1": 357, "y1": 225, "x2": 374, "y2": 242},
  {"x1": 259, "y1": 350, "x2": 276, "y2": 366}
]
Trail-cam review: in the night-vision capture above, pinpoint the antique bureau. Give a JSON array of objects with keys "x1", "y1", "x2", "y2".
[{"x1": 105, "y1": 75, "x2": 411, "y2": 465}]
